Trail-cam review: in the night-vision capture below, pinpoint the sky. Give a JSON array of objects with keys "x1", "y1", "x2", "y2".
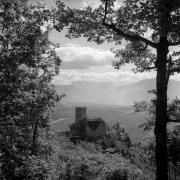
[{"x1": 42, "y1": 0, "x2": 180, "y2": 86}]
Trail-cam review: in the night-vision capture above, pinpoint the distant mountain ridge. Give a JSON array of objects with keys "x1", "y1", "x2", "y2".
[{"x1": 54, "y1": 79, "x2": 180, "y2": 106}]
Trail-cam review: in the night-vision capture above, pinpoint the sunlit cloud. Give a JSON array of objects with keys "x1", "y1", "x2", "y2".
[
  {"x1": 53, "y1": 67, "x2": 156, "y2": 85},
  {"x1": 82, "y1": 0, "x2": 124, "y2": 10},
  {"x1": 54, "y1": 44, "x2": 180, "y2": 86},
  {"x1": 56, "y1": 45, "x2": 116, "y2": 69},
  {"x1": 82, "y1": 0, "x2": 101, "y2": 9}
]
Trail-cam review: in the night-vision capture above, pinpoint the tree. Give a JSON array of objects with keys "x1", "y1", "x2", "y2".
[
  {"x1": 135, "y1": 96, "x2": 180, "y2": 179},
  {"x1": 52, "y1": 135, "x2": 145, "y2": 180},
  {"x1": 0, "y1": 0, "x2": 62, "y2": 179},
  {"x1": 54, "y1": 0, "x2": 180, "y2": 179}
]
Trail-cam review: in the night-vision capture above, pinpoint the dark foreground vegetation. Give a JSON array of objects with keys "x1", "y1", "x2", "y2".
[
  {"x1": 52, "y1": 131, "x2": 155, "y2": 180},
  {"x1": 0, "y1": 0, "x2": 61, "y2": 179}
]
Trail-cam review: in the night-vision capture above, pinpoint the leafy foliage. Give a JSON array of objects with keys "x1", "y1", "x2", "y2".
[
  {"x1": 0, "y1": 0, "x2": 62, "y2": 179},
  {"x1": 50, "y1": 123, "x2": 156, "y2": 180},
  {"x1": 54, "y1": 0, "x2": 180, "y2": 74},
  {"x1": 134, "y1": 96, "x2": 180, "y2": 131},
  {"x1": 134, "y1": 96, "x2": 180, "y2": 177},
  {"x1": 51, "y1": 135, "x2": 147, "y2": 180}
]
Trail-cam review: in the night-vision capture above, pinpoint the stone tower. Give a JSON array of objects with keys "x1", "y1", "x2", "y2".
[{"x1": 75, "y1": 107, "x2": 86, "y2": 122}]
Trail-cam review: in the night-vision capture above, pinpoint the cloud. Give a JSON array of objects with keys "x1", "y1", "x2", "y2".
[
  {"x1": 53, "y1": 67, "x2": 156, "y2": 85},
  {"x1": 56, "y1": 45, "x2": 116, "y2": 70},
  {"x1": 114, "y1": 1, "x2": 124, "y2": 9},
  {"x1": 54, "y1": 44, "x2": 157, "y2": 85},
  {"x1": 170, "y1": 73, "x2": 180, "y2": 81},
  {"x1": 82, "y1": 0, "x2": 124, "y2": 10},
  {"x1": 53, "y1": 42, "x2": 180, "y2": 86},
  {"x1": 82, "y1": 0, "x2": 101, "y2": 9}
]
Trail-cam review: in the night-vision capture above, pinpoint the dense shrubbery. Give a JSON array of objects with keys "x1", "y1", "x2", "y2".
[
  {"x1": 0, "y1": 1, "x2": 61, "y2": 179},
  {"x1": 50, "y1": 133, "x2": 155, "y2": 180}
]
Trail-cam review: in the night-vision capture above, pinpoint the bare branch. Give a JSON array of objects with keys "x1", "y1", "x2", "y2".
[
  {"x1": 168, "y1": 115, "x2": 180, "y2": 123},
  {"x1": 170, "y1": 67, "x2": 180, "y2": 74},
  {"x1": 103, "y1": 0, "x2": 109, "y2": 22},
  {"x1": 166, "y1": 55, "x2": 172, "y2": 84},
  {"x1": 168, "y1": 40, "x2": 180, "y2": 46},
  {"x1": 167, "y1": 119, "x2": 180, "y2": 123},
  {"x1": 143, "y1": 66, "x2": 156, "y2": 70},
  {"x1": 102, "y1": 22, "x2": 158, "y2": 48},
  {"x1": 139, "y1": 43, "x2": 148, "y2": 51},
  {"x1": 101, "y1": 0, "x2": 157, "y2": 49}
]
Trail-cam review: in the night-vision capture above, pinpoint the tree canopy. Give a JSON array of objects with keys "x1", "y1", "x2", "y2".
[
  {"x1": 54, "y1": 0, "x2": 180, "y2": 74},
  {"x1": 0, "y1": 0, "x2": 62, "y2": 179}
]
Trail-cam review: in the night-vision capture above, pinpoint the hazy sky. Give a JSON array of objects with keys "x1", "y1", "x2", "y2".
[{"x1": 42, "y1": 0, "x2": 179, "y2": 85}]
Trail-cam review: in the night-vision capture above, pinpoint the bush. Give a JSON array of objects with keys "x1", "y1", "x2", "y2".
[
  {"x1": 107, "y1": 169, "x2": 128, "y2": 180},
  {"x1": 51, "y1": 136, "x2": 146, "y2": 180}
]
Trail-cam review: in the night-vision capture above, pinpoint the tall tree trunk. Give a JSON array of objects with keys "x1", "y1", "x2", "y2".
[
  {"x1": 155, "y1": 0, "x2": 171, "y2": 179},
  {"x1": 155, "y1": 37, "x2": 168, "y2": 180}
]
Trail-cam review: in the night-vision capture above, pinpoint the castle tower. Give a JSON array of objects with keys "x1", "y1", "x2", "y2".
[{"x1": 75, "y1": 107, "x2": 86, "y2": 122}]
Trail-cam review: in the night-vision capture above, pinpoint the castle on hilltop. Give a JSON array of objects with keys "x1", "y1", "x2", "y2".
[
  {"x1": 69, "y1": 107, "x2": 131, "y2": 147},
  {"x1": 70, "y1": 107, "x2": 107, "y2": 138}
]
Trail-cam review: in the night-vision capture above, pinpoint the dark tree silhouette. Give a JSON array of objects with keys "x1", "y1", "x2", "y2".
[{"x1": 0, "y1": 0, "x2": 62, "y2": 179}]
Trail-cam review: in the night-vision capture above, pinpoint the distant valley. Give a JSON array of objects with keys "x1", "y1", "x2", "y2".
[
  {"x1": 54, "y1": 79, "x2": 180, "y2": 106},
  {"x1": 51, "y1": 104, "x2": 151, "y2": 140},
  {"x1": 51, "y1": 79, "x2": 180, "y2": 140}
]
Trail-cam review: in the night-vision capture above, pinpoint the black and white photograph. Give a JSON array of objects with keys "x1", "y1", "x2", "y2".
[{"x1": 0, "y1": 0, "x2": 180, "y2": 179}]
